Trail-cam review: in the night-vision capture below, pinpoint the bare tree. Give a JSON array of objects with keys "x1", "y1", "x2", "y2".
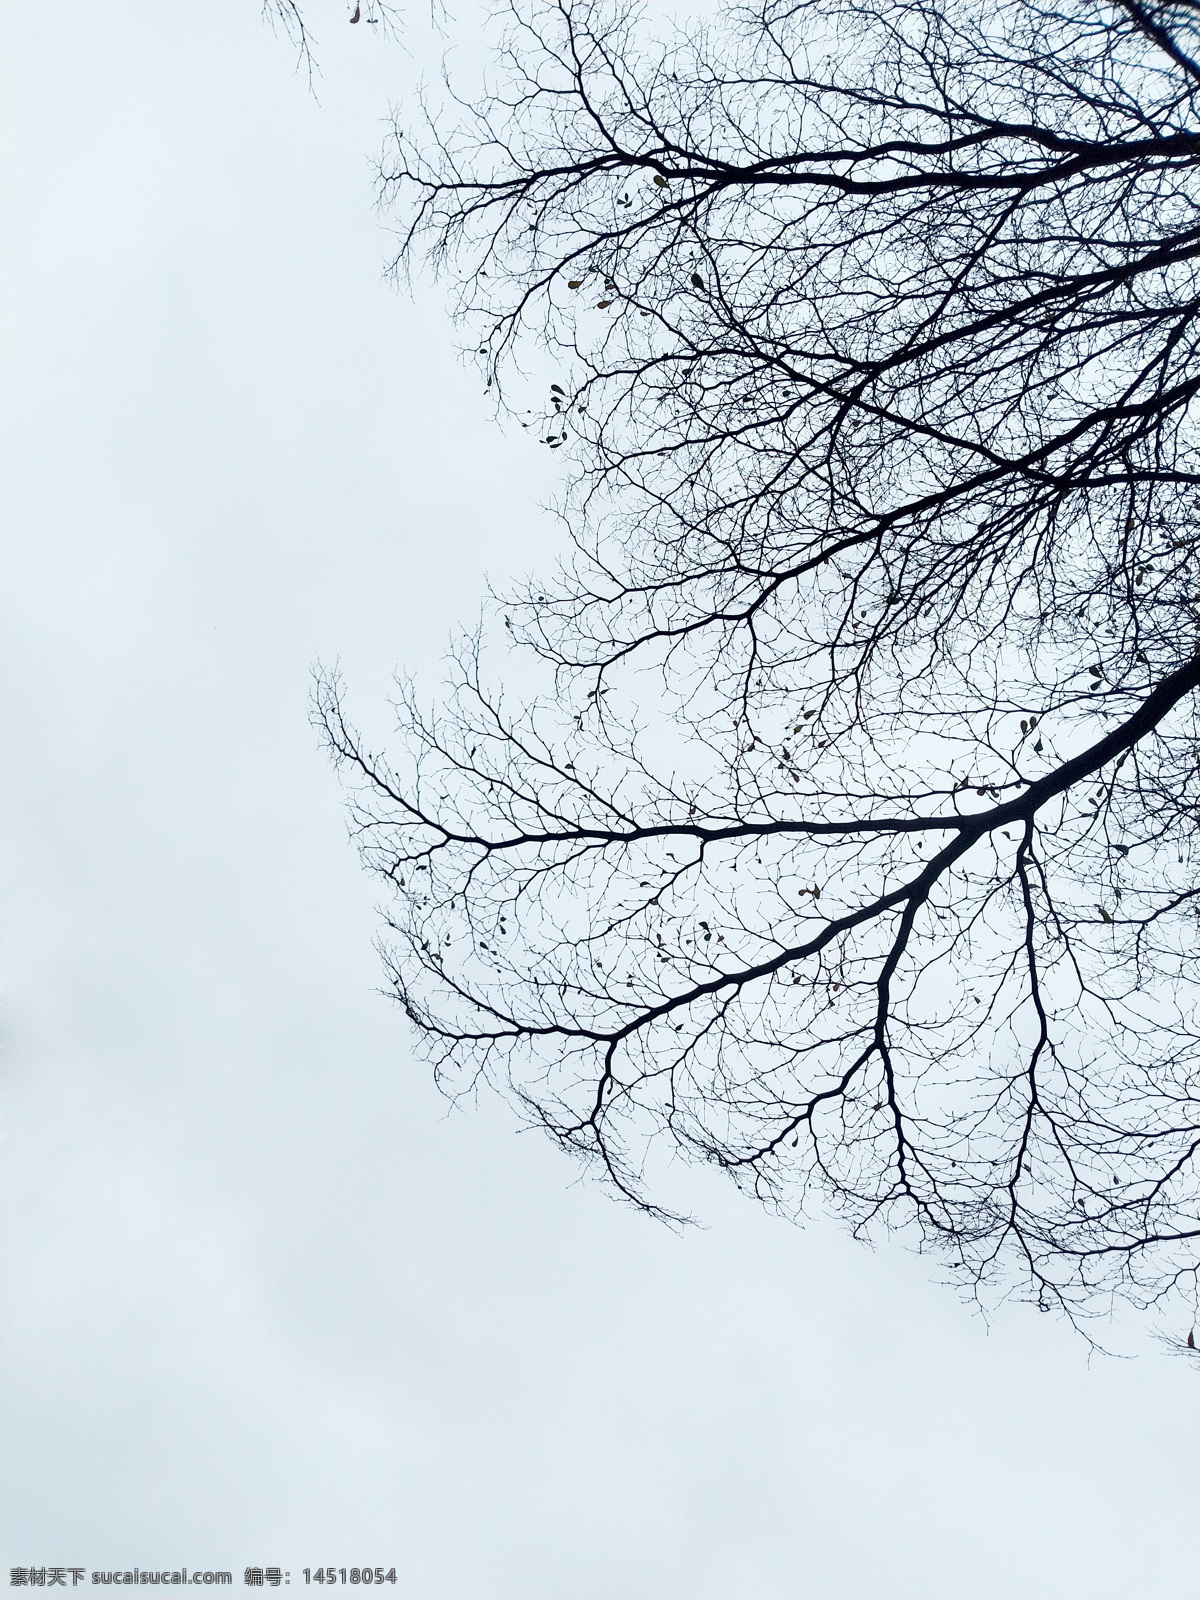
[{"x1": 314, "y1": 0, "x2": 1200, "y2": 1328}]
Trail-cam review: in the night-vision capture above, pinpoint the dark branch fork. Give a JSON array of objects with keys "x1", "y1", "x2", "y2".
[{"x1": 321, "y1": 651, "x2": 1200, "y2": 860}]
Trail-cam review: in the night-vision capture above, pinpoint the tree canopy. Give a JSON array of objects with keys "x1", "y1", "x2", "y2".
[{"x1": 315, "y1": 0, "x2": 1200, "y2": 1329}]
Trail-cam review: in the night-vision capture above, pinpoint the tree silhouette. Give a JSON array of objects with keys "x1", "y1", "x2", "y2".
[{"x1": 315, "y1": 0, "x2": 1199, "y2": 1326}]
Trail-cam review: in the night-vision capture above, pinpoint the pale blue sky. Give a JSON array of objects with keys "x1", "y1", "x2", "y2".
[{"x1": 2, "y1": 6, "x2": 1196, "y2": 1597}]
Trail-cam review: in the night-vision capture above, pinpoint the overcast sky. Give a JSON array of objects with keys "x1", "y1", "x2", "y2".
[{"x1": 2, "y1": 6, "x2": 1196, "y2": 1598}]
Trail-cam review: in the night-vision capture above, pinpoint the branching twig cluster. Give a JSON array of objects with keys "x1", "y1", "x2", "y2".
[{"x1": 318, "y1": 0, "x2": 1200, "y2": 1328}]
